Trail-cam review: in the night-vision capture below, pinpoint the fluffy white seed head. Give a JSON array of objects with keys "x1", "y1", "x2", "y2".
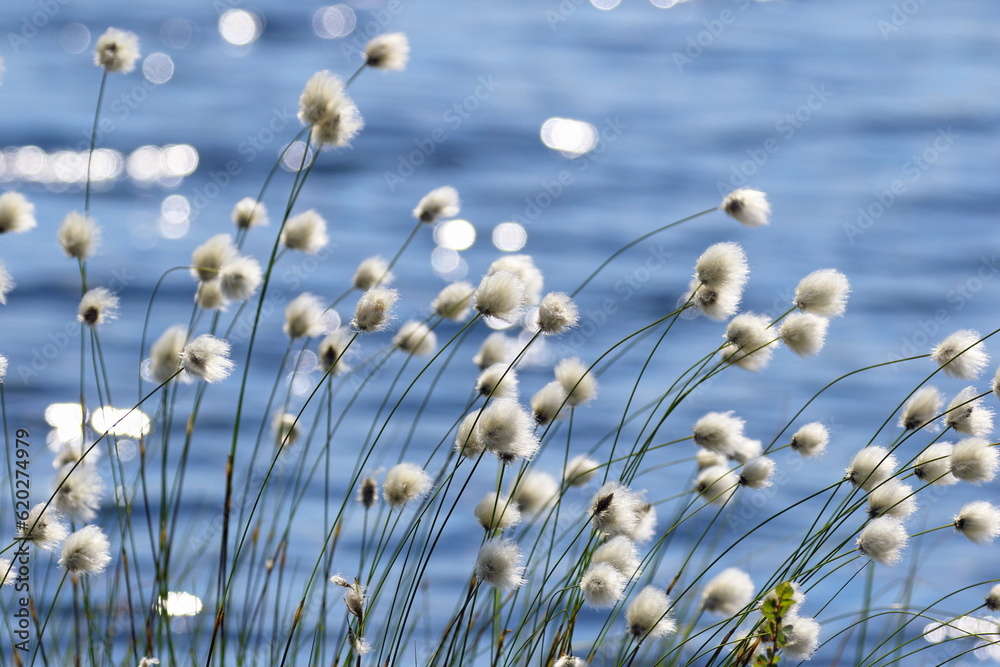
[
  {"x1": 723, "y1": 312, "x2": 775, "y2": 371},
  {"x1": 475, "y1": 538, "x2": 526, "y2": 590},
  {"x1": 196, "y1": 281, "x2": 226, "y2": 311},
  {"x1": 488, "y1": 255, "x2": 544, "y2": 306},
  {"x1": 474, "y1": 271, "x2": 526, "y2": 322},
  {"x1": 455, "y1": 411, "x2": 486, "y2": 458},
  {"x1": 793, "y1": 269, "x2": 850, "y2": 317},
  {"x1": 531, "y1": 381, "x2": 568, "y2": 425},
  {"x1": 0, "y1": 191, "x2": 37, "y2": 234},
  {"x1": 149, "y1": 325, "x2": 187, "y2": 384},
  {"x1": 353, "y1": 256, "x2": 393, "y2": 291},
  {"x1": 688, "y1": 242, "x2": 749, "y2": 320},
  {"x1": 693, "y1": 411, "x2": 746, "y2": 458},
  {"x1": 18, "y1": 503, "x2": 68, "y2": 550},
  {"x1": 783, "y1": 615, "x2": 821, "y2": 661},
  {"x1": 473, "y1": 332, "x2": 510, "y2": 369},
  {"x1": 790, "y1": 422, "x2": 829, "y2": 458},
  {"x1": 913, "y1": 442, "x2": 958, "y2": 485},
  {"x1": 299, "y1": 70, "x2": 345, "y2": 126},
  {"x1": 900, "y1": 386, "x2": 943, "y2": 430},
  {"x1": 474, "y1": 492, "x2": 521, "y2": 531},
  {"x1": 393, "y1": 321, "x2": 437, "y2": 356},
  {"x1": 590, "y1": 482, "x2": 641, "y2": 537},
  {"x1": 779, "y1": 312, "x2": 829, "y2": 357},
  {"x1": 94, "y1": 27, "x2": 140, "y2": 73},
  {"x1": 59, "y1": 525, "x2": 112, "y2": 575},
  {"x1": 273, "y1": 413, "x2": 300, "y2": 449},
  {"x1": 739, "y1": 456, "x2": 775, "y2": 489},
  {"x1": 954, "y1": 501, "x2": 1000, "y2": 544},
  {"x1": 564, "y1": 454, "x2": 599, "y2": 487},
  {"x1": 867, "y1": 479, "x2": 917, "y2": 519},
  {"x1": 580, "y1": 562, "x2": 627, "y2": 608},
  {"x1": 857, "y1": 516, "x2": 908, "y2": 565},
  {"x1": 628, "y1": 502, "x2": 657, "y2": 543},
  {"x1": 352, "y1": 286, "x2": 398, "y2": 333},
  {"x1": 0, "y1": 261, "x2": 13, "y2": 305},
  {"x1": 53, "y1": 463, "x2": 102, "y2": 523},
  {"x1": 78, "y1": 287, "x2": 119, "y2": 327},
  {"x1": 932, "y1": 330, "x2": 989, "y2": 380},
  {"x1": 721, "y1": 188, "x2": 770, "y2": 227},
  {"x1": 695, "y1": 466, "x2": 738, "y2": 506},
  {"x1": 553, "y1": 656, "x2": 587, "y2": 667},
  {"x1": 190, "y1": 234, "x2": 236, "y2": 282},
  {"x1": 554, "y1": 357, "x2": 597, "y2": 407},
  {"x1": 993, "y1": 366, "x2": 1000, "y2": 403},
  {"x1": 383, "y1": 462, "x2": 432, "y2": 509},
  {"x1": 696, "y1": 448, "x2": 728, "y2": 469},
  {"x1": 846, "y1": 446, "x2": 897, "y2": 492},
  {"x1": 432, "y1": 281, "x2": 474, "y2": 321},
  {"x1": 231, "y1": 197, "x2": 268, "y2": 229},
  {"x1": 592, "y1": 536, "x2": 640, "y2": 577},
  {"x1": 58, "y1": 211, "x2": 99, "y2": 259},
  {"x1": 281, "y1": 210, "x2": 328, "y2": 254},
  {"x1": 364, "y1": 32, "x2": 409, "y2": 70},
  {"x1": 509, "y1": 470, "x2": 558, "y2": 515},
  {"x1": 312, "y1": 96, "x2": 363, "y2": 147},
  {"x1": 219, "y1": 256, "x2": 262, "y2": 302},
  {"x1": 179, "y1": 334, "x2": 234, "y2": 383},
  {"x1": 950, "y1": 437, "x2": 999, "y2": 484},
  {"x1": 475, "y1": 363, "x2": 518, "y2": 398},
  {"x1": 945, "y1": 387, "x2": 994, "y2": 436},
  {"x1": 537, "y1": 292, "x2": 579, "y2": 334},
  {"x1": 626, "y1": 586, "x2": 676, "y2": 640},
  {"x1": 318, "y1": 328, "x2": 352, "y2": 376},
  {"x1": 730, "y1": 437, "x2": 762, "y2": 465},
  {"x1": 0, "y1": 355, "x2": 7, "y2": 382},
  {"x1": 413, "y1": 186, "x2": 460, "y2": 223},
  {"x1": 0, "y1": 559, "x2": 11, "y2": 587},
  {"x1": 986, "y1": 584, "x2": 1000, "y2": 612},
  {"x1": 476, "y1": 398, "x2": 539, "y2": 463},
  {"x1": 702, "y1": 568, "x2": 754, "y2": 615}
]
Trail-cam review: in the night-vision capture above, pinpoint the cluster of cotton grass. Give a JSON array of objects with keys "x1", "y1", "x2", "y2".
[{"x1": 2, "y1": 22, "x2": 999, "y2": 667}]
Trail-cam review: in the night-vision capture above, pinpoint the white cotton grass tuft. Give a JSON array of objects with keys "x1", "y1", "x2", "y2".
[
  {"x1": 476, "y1": 363, "x2": 518, "y2": 398},
  {"x1": 693, "y1": 411, "x2": 746, "y2": 458},
  {"x1": 626, "y1": 586, "x2": 676, "y2": 640},
  {"x1": 722, "y1": 312, "x2": 776, "y2": 371},
  {"x1": 944, "y1": 387, "x2": 994, "y2": 437},
  {"x1": 476, "y1": 398, "x2": 539, "y2": 463},
  {"x1": 554, "y1": 357, "x2": 598, "y2": 407},
  {"x1": 564, "y1": 454, "x2": 599, "y2": 487},
  {"x1": 899, "y1": 386, "x2": 943, "y2": 431},
  {"x1": 273, "y1": 413, "x2": 300, "y2": 449},
  {"x1": 721, "y1": 188, "x2": 771, "y2": 227},
  {"x1": 866, "y1": 479, "x2": 917, "y2": 520},
  {"x1": 383, "y1": 462, "x2": 432, "y2": 509},
  {"x1": 553, "y1": 656, "x2": 588, "y2": 667},
  {"x1": 318, "y1": 328, "x2": 352, "y2": 376},
  {"x1": 352, "y1": 286, "x2": 398, "y2": 333},
  {"x1": 696, "y1": 448, "x2": 728, "y2": 469},
  {"x1": 0, "y1": 559, "x2": 11, "y2": 587},
  {"x1": 78, "y1": 287, "x2": 119, "y2": 327},
  {"x1": 531, "y1": 381, "x2": 568, "y2": 425},
  {"x1": 509, "y1": 470, "x2": 558, "y2": 515},
  {"x1": 628, "y1": 502, "x2": 657, "y2": 543},
  {"x1": 191, "y1": 234, "x2": 236, "y2": 282},
  {"x1": 94, "y1": 27, "x2": 140, "y2": 73},
  {"x1": 592, "y1": 536, "x2": 640, "y2": 577},
  {"x1": 953, "y1": 501, "x2": 1000, "y2": 545},
  {"x1": 537, "y1": 292, "x2": 579, "y2": 334},
  {"x1": 474, "y1": 492, "x2": 521, "y2": 532},
  {"x1": 993, "y1": 366, "x2": 1000, "y2": 403},
  {"x1": 695, "y1": 466, "x2": 738, "y2": 506},
  {"x1": 231, "y1": 197, "x2": 268, "y2": 229},
  {"x1": 19, "y1": 503, "x2": 69, "y2": 550},
  {"x1": 414, "y1": 186, "x2": 460, "y2": 224},
  {"x1": 58, "y1": 525, "x2": 111, "y2": 575},
  {"x1": 357, "y1": 477, "x2": 378, "y2": 508},
  {"x1": 949, "y1": 437, "x2": 999, "y2": 484},
  {"x1": 58, "y1": 211, "x2": 99, "y2": 259},
  {"x1": 454, "y1": 411, "x2": 486, "y2": 459},
  {"x1": 779, "y1": 312, "x2": 829, "y2": 357},
  {"x1": 312, "y1": 96, "x2": 363, "y2": 148},
  {"x1": 580, "y1": 562, "x2": 627, "y2": 608},
  {"x1": 793, "y1": 268, "x2": 850, "y2": 318},
  {"x1": 932, "y1": 330, "x2": 989, "y2": 380},
  {"x1": 473, "y1": 332, "x2": 510, "y2": 369},
  {"x1": 364, "y1": 32, "x2": 409, "y2": 70},
  {"x1": 432, "y1": 281, "x2": 474, "y2": 321},
  {"x1": 913, "y1": 442, "x2": 958, "y2": 486},
  {"x1": 790, "y1": 422, "x2": 829, "y2": 458},
  {"x1": 281, "y1": 210, "x2": 329, "y2": 254},
  {"x1": 845, "y1": 446, "x2": 897, "y2": 492},
  {"x1": 196, "y1": 281, "x2": 226, "y2": 311},
  {"x1": 179, "y1": 334, "x2": 234, "y2": 383},
  {"x1": 857, "y1": 516, "x2": 908, "y2": 565},
  {"x1": 488, "y1": 255, "x2": 544, "y2": 306},
  {"x1": 149, "y1": 325, "x2": 187, "y2": 384},
  {"x1": 474, "y1": 270, "x2": 526, "y2": 322},
  {"x1": 475, "y1": 538, "x2": 526, "y2": 590},
  {"x1": 730, "y1": 437, "x2": 762, "y2": 465},
  {"x1": 0, "y1": 355, "x2": 7, "y2": 382},
  {"x1": 739, "y1": 456, "x2": 775, "y2": 489},
  {"x1": 219, "y1": 256, "x2": 262, "y2": 302},
  {"x1": 986, "y1": 583, "x2": 1000, "y2": 612},
  {"x1": 352, "y1": 256, "x2": 393, "y2": 291},
  {"x1": 590, "y1": 482, "x2": 641, "y2": 537},
  {"x1": 0, "y1": 261, "x2": 13, "y2": 305},
  {"x1": 701, "y1": 568, "x2": 754, "y2": 615},
  {"x1": 687, "y1": 242, "x2": 749, "y2": 321},
  {"x1": 53, "y1": 463, "x2": 103, "y2": 523},
  {"x1": 783, "y1": 615, "x2": 822, "y2": 661},
  {"x1": 0, "y1": 191, "x2": 37, "y2": 234},
  {"x1": 297, "y1": 71, "x2": 363, "y2": 148},
  {"x1": 393, "y1": 320, "x2": 437, "y2": 356}
]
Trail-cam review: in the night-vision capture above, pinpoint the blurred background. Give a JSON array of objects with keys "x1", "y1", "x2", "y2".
[{"x1": 1, "y1": 0, "x2": 998, "y2": 663}]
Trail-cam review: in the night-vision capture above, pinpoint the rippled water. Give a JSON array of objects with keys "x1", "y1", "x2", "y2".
[{"x1": 1, "y1": 0, "x2": 999, "y2": 664}]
